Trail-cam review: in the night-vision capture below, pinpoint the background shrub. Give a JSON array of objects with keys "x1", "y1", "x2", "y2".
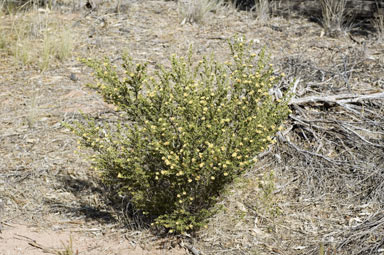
[{"x1": 68, "y1": 37, "x2": 291, "y2": 234}]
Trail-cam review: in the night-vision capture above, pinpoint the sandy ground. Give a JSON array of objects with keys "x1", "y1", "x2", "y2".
[{"x1": 0, "y1": 222, "x2": 185, "y2": 255}]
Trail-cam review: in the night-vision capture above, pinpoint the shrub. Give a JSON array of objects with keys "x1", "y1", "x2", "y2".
[{"x1": 67, "y1": 37, "x2": 291, "y2": 234}]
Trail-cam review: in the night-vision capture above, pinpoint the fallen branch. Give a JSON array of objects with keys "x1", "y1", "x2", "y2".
[
  {"x1": 180, "y1": 240, "x2": 203, "y2": 255},
  {"x1": 289, "y1": 92, "x2": 384, "y2": 106}
]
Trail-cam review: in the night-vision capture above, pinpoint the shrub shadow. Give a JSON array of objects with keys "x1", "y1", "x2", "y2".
[{"x1": 47, "y1": 174, "x2": 151, "y2": 229}]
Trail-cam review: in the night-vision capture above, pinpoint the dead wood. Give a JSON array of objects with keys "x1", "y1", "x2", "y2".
[{"x1": 289, "y1": 91, "x2": 384, "y2": 106}]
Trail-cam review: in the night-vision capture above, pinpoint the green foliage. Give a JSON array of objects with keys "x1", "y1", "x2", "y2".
[{"x1": 67, "y1": 37, "x2": 291, "y2": 234}]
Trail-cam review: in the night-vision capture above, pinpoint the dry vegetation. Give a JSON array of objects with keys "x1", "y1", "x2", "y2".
[{"x1": 0, "y1": 0, "x2": 383, "y2": 254}]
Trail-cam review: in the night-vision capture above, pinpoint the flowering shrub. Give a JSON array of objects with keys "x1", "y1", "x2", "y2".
[{"x1": 68, "y1": 37, "x2": 291, "y2": 233}]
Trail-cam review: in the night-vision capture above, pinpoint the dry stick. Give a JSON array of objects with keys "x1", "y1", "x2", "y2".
[
  {"x1": 289, "y1": 91, "x2": 384, "y2": 116},
  {"x1": 340, "y1": 124, "x2": 384, "y2": 148},
  {"x1": 180, "y1": 241, "x2": 203, "y2": 255},
  {"x1": 28, "y1": 241, "x2": 55, "y2": 254},
  {"x1": 289, "y1": 92, "x2": 384, "y2": 106}
]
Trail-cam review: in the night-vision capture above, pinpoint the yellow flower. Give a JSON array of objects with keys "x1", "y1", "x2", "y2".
[
  {"x1": 164, "y1": 141, "x2": 170, "y2": 146},
  {"x1": 223, "y1": 172, "x2": 228, "y2": 176},
  {"x1": 211, "y1": 176, "x2": 215, "y2": 180},
  {"x1": 183, "y1": 191, "x2": 186, "y2": 195},
  {"x1": 199, "y1": 162, "x2": 205, "y2": 168}
]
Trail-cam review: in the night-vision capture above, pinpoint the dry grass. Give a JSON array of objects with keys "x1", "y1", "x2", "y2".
[
  {"x1": 251, "y1": 0, "x2": 269, "y2": 22},
  {"x1": 55, "y1": 236, "x2": 79, "y2": 255},
  {"x1": 372, "y1": 12, "x2": 384, "y2": 42},
  {"x1": 0, "y1": 5, "x2": 74, "y2": 70},
  {"x1": 320, "y1": 0, "x2": 348, "y2": 36},
  {"x1": 177, "y1": 0, "x2": 225, "y2": 24}
]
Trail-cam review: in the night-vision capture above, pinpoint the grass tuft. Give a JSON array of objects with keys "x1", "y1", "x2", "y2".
[
  {"x1": 251, "y1": 0, "x2": 269, "y2": 22},
  {"x1": 320, "y1": 0, "x2": 348, "y2": 37},
  {"x1": 55, "y1": 235, "x2": 79, "y2": 255},
  {"x1": 178, "y1": 0, "x2": 224, "y2": 24},
  {"x1": 372, "y1": 11, "x2": 384, "y2": 42}
]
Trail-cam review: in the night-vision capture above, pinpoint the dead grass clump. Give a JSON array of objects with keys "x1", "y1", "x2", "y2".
[
  {"x1": 251, "y1": 0, "x2": 269, "y2": 22},
  {"x1": 372, "y1": 11, "x2": 384, "y2": 42},
  {"x1": 178, "y1": 0, "x2": 224, "y2": 24},
  {"x1": 320, "y1": 0, "x2": 348, "y2": 37},
  {"x1": 272, "y1": 50, "x2": 384, "y2": 254}
]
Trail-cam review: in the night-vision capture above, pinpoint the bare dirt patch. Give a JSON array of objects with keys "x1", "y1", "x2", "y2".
[{"x1": 0, "y1": 222, "x2": 186, "y2": 255}]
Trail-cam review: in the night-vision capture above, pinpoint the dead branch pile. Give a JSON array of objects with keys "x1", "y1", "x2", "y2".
[{"x1": 271, "y1": 49, "x2": 384, "y2": 254}]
